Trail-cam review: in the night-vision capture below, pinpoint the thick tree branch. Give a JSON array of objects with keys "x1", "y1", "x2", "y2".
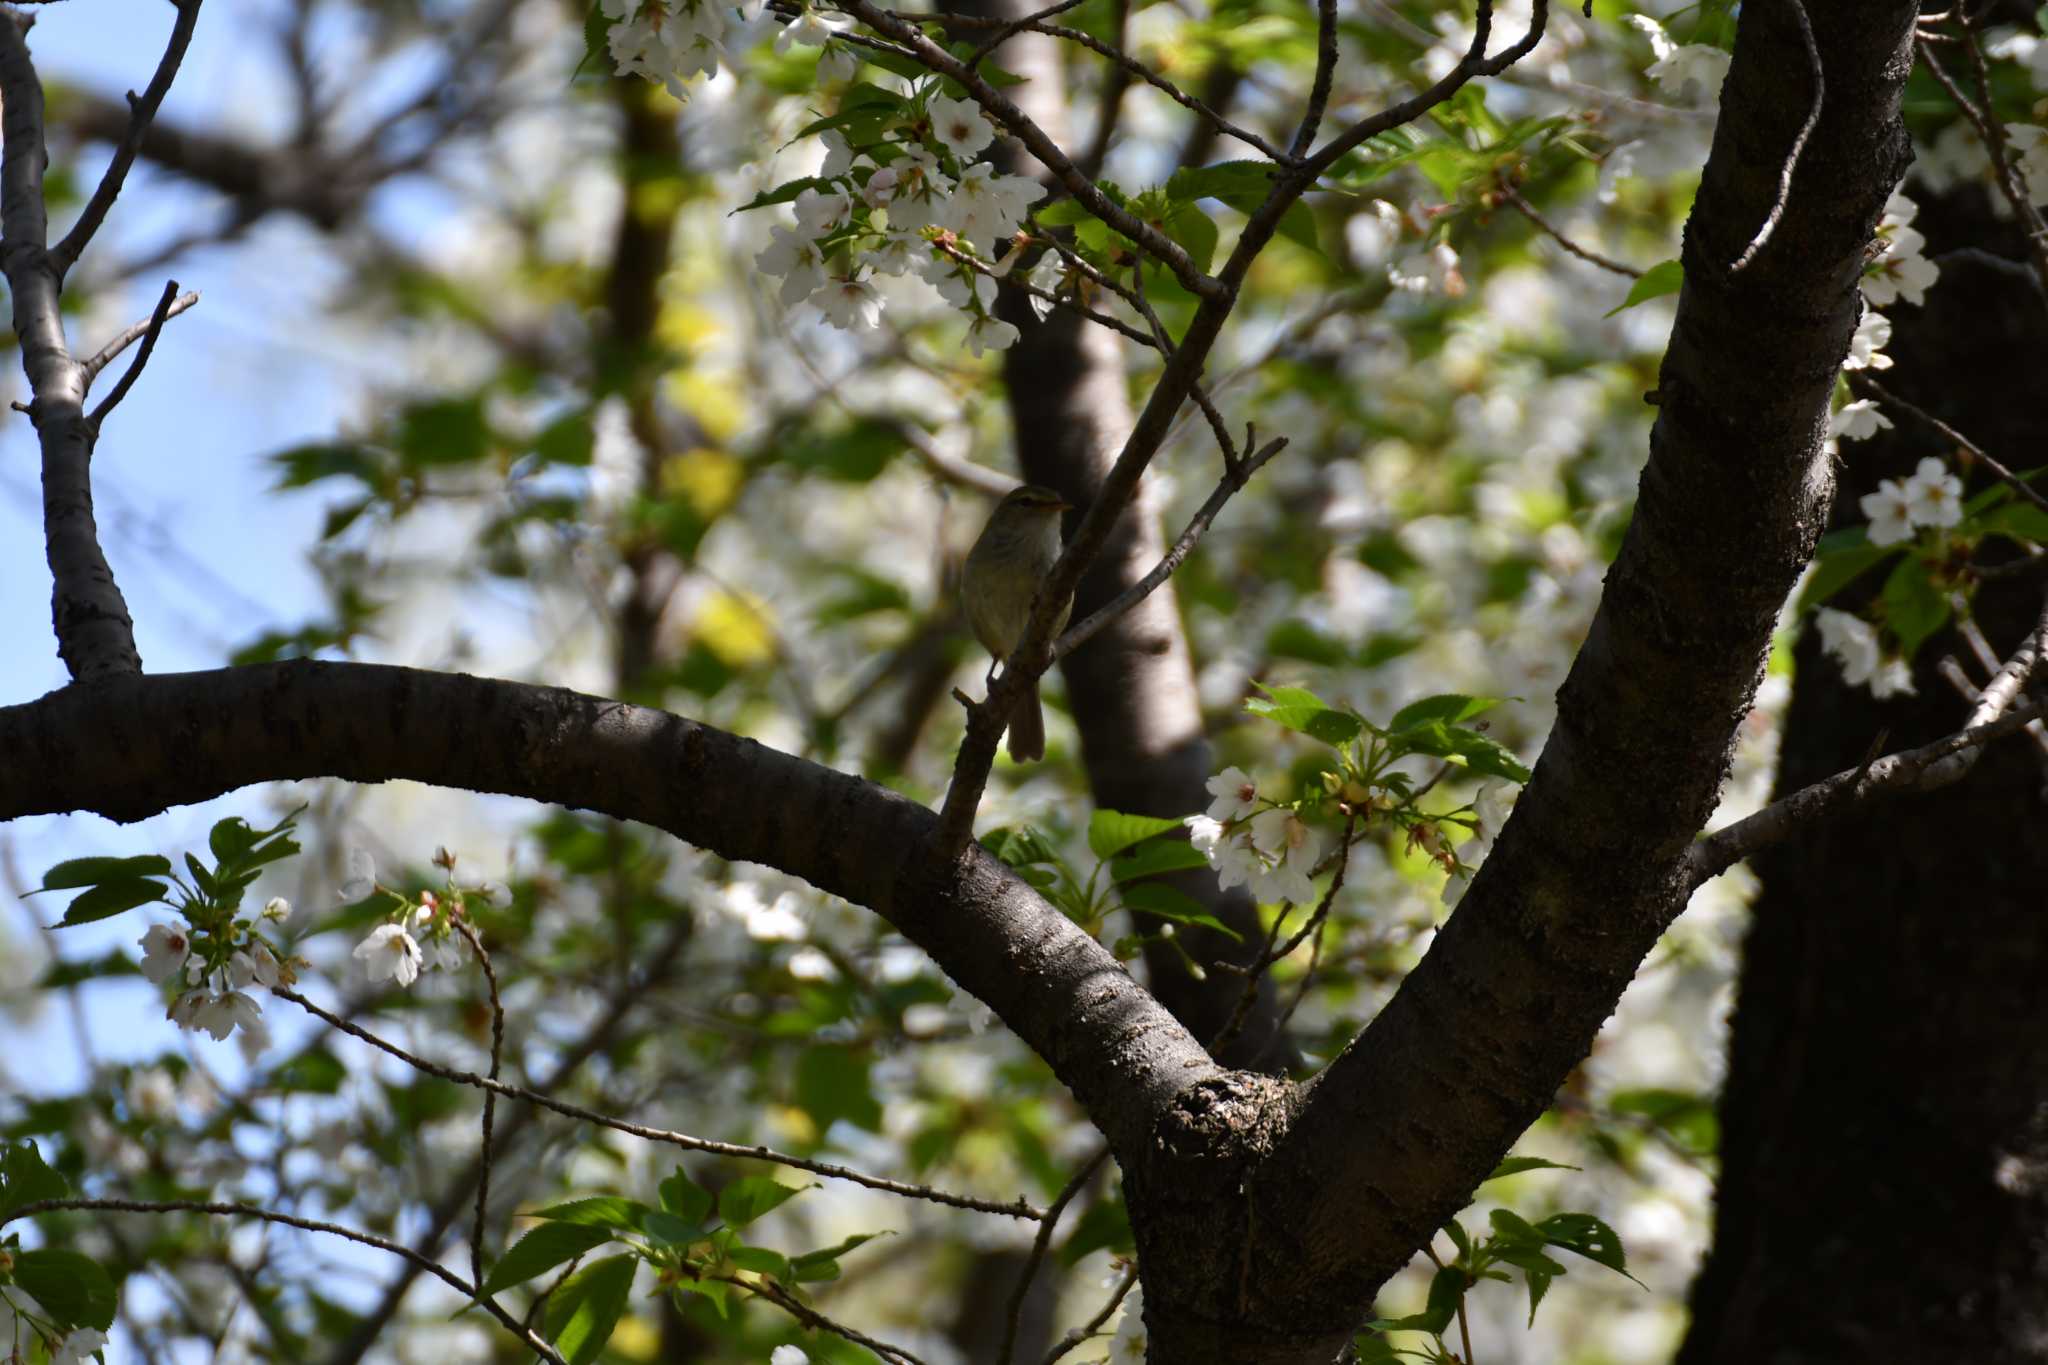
[
  {"x1": 1218, "y1": 0, "x2": 1923, "y2": 1348},
  {"x1": 0, "y1": 662, "x2": 1215, "y2": 1158},
  {"x1": 0, "y1": 11, "x2": 142, "y2": 678}
]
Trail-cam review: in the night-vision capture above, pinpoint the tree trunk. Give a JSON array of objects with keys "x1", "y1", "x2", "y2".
[{"x1": 1679, "y1": 181, "x2": 2048, "y2": 1365}]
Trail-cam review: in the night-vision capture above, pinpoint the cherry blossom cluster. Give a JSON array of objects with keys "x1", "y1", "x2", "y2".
[
  {"x1": 1861, "y1": 193, "x2": 1938, "y2": 309},
  {"x1": 753, "y1": 90, "x2": 1052, "y2": 348},
  {"x1": 1184, "y1": 766, "x2": 1333, "y2": 906},
  {"x1": 603, "y1": 0, "x2": 767, "y2": 104},
  {"x1": 139, "y1": 894, "x2": 297, "y2": 1062},
  {"x1": 1814, "y1": 608, "x2": 1915, "y2": 699},
  {"x1": 0, "y1": 1298, "x2": 105, "y2": 1365},
  {"x1": 1621, "y1": 14, "x2": 1731, "y2": 102},
  {"x1": 346, "y1": 847, "x2": 509, "y2": 989},
  {"x1": 1858, "y1": 456, "x2": 1964, "y2": 547}
]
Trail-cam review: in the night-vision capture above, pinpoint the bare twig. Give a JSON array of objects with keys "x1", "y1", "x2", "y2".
[
  {"x1": 273, "y1": 987, "x2": 1044, "y2": 1219},
  {"x1": 1500, "y1": 184, "x2": 1642, "y2": 277},
  {"x1": 1917, "y1": 30, "x2": 2048, "y2": 298},
  {"x1": 454, "y1": 918, "x2": 504, "y2": 1296},
  {"x1": 912, "y1": 5, "x2": 1292, "y2": 165},
  {"x1": 1685, "y1": 695, "x2": 2048, "y2": 886},
  {"x1": 1054, "y1": 435, "x2": 1285, "y2": 661},
  {"x1": 52, "y1": 0, "x2": 205, "y2": 275},
  {"x1": 1726, "y1": 0, "x2": 1821, "y2": 275},
  {"x1": 1288, "y1": 0, "x2": 1340, "y2": 159},
  {"x1": 1076, "y1": 0, "x2": 1131, "y2": 179},
  {"x1": 0, "y1": 1198, "x2": 567, "y2": 1365},
  {"x1": 996, "y1": 1147, "x2": 1111, "y2": 1365},
  {"x1": 1041, "y1": 1264, "x2": 1137, "y2": 1365},
  {"x1": 81, "y1": 289, "x2": 199, "y2": 386},
  {"x1": 87, "y1": 278, "x2": 180, "y2": 430},
  {"x1": 1850, "y1": 375, "x2": 2048, "y2": 519},
  {"x1": 967, "y1": 0, "x2": 1091, "y2": 69},
  {"x1": 1919, "y1": 592, "x2": 2048, "y2": 785},
  {"x1": 744, "y1": 1275, "x2": 930, "y2": 1364},
  {"x1": 1208, "y1": 815, "x2": 1355, "y2": 1058},
  {"x1": 1126, "y1": 261, "x2": 1239, "y2": 468}
]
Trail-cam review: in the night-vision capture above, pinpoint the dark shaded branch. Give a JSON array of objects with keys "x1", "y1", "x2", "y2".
[
  {"x1": 0, "y1": 11, "x2": 141, "y2": 678},
  {"x1": 1684, "y1": 694, "x2": 2044, "y2": 885},
  {"x1": 0, "y1": 662, "x2": 1215, "y2": 1159}
]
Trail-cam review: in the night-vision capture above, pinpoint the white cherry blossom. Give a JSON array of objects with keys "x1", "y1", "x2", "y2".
[
  {"x1": 1204, "y1": 767, "x2": 1260, "y2": 822},
  {"x1": 1831, "y1": 399, "x2": 1894, "y2": 444},
  {"x1": 355, "y1": 923, "x2": 424, "y2": 987},
  {"x1": 1843, "y1": 310, "x2": 1892, "y2": 371},
  {"x1": 757, "y1": 224, "x2": 830, "y2": 306},
  {"x1": 964, "y1": 313, "x2": 1020, "y2": 355},
  {"x1": 928, "y1": 93, "x2": 996, "y2": 159},
  {"x1": 1858, "y1": 477, "x2": 1916, "y2": 545},
  {"x1": 1903, "y1": 456, "x2": 1963, "y2": 529},
  {"x1": 138, "y1": 922, "x2": 191, "y2": 984},
  {"x1": 815, "y1": 274, "x2": 884, "y2": 330}
]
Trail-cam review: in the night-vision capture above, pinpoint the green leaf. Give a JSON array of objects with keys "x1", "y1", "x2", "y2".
[
  {"x1": 1485, "y1": 1156, "x2": 1579, "y2": 1182},
  {"x1": 728, "y1": 1245, "x2": 790, "y2": 1277},
  {"x1": 639, "y1": 1210, "x2": 703, "y2": 1247},
  {"x1": 717, "y1": 1176, "x2": 803, "y2": 1228},
  {"x1": 1984, "y1": 499, "x2": 2048, "y2": 545},
  {"x1": 398, "y1": 395, "x2": 492, "y2": 467},
  {"x1": 731, "y1": 176, "x2": 838, "y2": 215},
  {"x1": 790, "y1": 1231, "x2": 888, "y2": 1279},
  {"x1": 13, "y1": 1250, "x2": 118, "y2": 1331},
  {"x1": 1880, "y1": 555, "x2": 1950, "y2": 659},
  {"x1": 1371, "y1": 1264, "x2": 1464, "y2": 1334},
  {"x1": 980, "y1": 824, "x2": 1062, "y2": 869},
  {"x1": 535, "y1": 1196, "x2": 650, "y2": 1232},
  {"x1": 0, "y1": 1139, "x2": 68, "y2": 1215},
  {"x1": 1387, "y1": 722, "x2": 1531, "y2": 784},
  {"x1": 481, "y1": 1221, "x2": 616, "y2": 1296},
  {"x1": 795, "y1": 1047, "x2": 883, "y2": 1134},
  {"x1": 37, "y1": 854, "x2": 173, "y2": 891},
  {"x1": 1266, "y1": 619, "x2": 1350, "y2": 666},
  {"x1": 1798, "y1": 534, "x2": 1899, "y2": 610},
  {"x1": 544, "y1": 1254, "x2": 637, "y2": 1365},
  {"x1": 1534, "y1": 1212, "x2": 1641, "y2": 1284},
  {"x1": 1109, "y1": 839, "x2": 1211, "y2": 882},
  {"x1": 1087, "y1": 810, "x2": 1185, "y2": 860},
  {"x1": 659, "y1": 1168, "x2": 715, "y2": 1227},
  {"x1": 55, "y1": 878, "x2": 169, "y2": 927},
  {"x1": 1118, "y1": 882, "x2": 1242, "y2": 940},
  {"x1": 1245, "y1": 684, "x2": 1364, "y2": 746},
  {"x1": 1442, "y1": 1216, "x2": 1472, "y2": 1259},
  {"x1": 1058, "y1": 1197, "x2": 1133, "y2": 1266},
  {"x1": 1387, "y1": 694, "x2": 1502, "y2": 732},
  {"x1": 533, "y1": 411, "x2": 596, "y2": 467},
  {"x1": 1604, "y1": 258, "x2": 1683, "y2": 316}
]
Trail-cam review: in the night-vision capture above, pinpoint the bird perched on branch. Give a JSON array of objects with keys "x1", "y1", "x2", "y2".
[{"x1": 962, "y1": 484, "x2": 1072, "y2": 763}]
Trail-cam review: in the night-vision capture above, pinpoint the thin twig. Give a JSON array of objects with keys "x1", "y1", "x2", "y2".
[
  {"x1": 1725, "y1": 0, "x2": 1820, "y2": 275},
  {"x1": 273, "y1": 987, "x2": 1043, "y2": 1219},
  {"x1": 454, "y1": 918, "x2": 503, "y2": 1296},
  {"x1": 1077, "y1": 0, "x2": 1132, "y2": 179},
  {"x1": 1054, "y1": 435, "x2": 1287, "y2": 662},
  {"x1": 1499, "y1": 185, "x2": 1641, "y2": 277},
  {"x1": 1917, "y1": 29, "x2": 2048, "y2": 297},
  {"x1": 1850, "y1": 375, "x2": 2048, "y2": 518},
  {"x1": 1, "y1": 1198, "x2": 567, "y2": 1365},
  {"x1": 1208, "y1": 815, "x2": 1356, "y2": 1058},
  {"x1": 1919, "y1": 590, "x2": 2048, "y2": 785},
  {"x1": 1126, "y1": 261, "x2": 1238, "y2": 467},
  {"x1": 935, "y1": 235, "x2": 1157, "y2": 350},
  {"x1": 87, "y1": 278, "x2": 180, "y2": 430},
  {"x1": 81, "y1": 289, "x2": 199, "y2": 386},
  {"x1": 1685, "y1": 695, "x2": 2048, "y2": 885},
  {"x1": 743, "y1": 1275, "x2": 929, "y2": 1364},
  {"x1": 901, "y1": 5, "x2": 1293, "y2": 165},
  {"x1": 52, "y1": 0, "x2": 205, "y2": 275},
  {"x1": 996, "y1": 1147, "x2": 1111, "y2": 1365},
  {"x1": 967, "y1": 0, "x2": 1092, "y2": 69},
  {"x1": 1288, "y1": 0, "x2": 1340, "y2": 159},
  {"x1": 1041, "y1": 1264, "x2": 1137, "y2": 1365}
]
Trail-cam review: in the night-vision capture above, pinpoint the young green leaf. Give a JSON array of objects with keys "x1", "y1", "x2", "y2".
[
  {"x1": 56, "y1": 878, "x2": 170, "y2": 927},
  {"x1": 1605, "y1": 258, "x2": 1683, "y2": 316},
  {"x1": 480, "y1": 1221, "x2": 616, "y2": 1296},
  {"x1": 1087, "y1": 810, "x2": 1186, "y2": 861},
  {"x1": 717, "y1": 1176, "x2": 803, "y2": 1229},
  {"x1": 1245, "y1": 685, "x2": 1364, "y2": 746},
  {"x1": 545, "y1": 1254, "x2": 637, "y2": 1365},
  {"x1": 37, "y1": 854, "x2": 173, "y2": 892},
  {"x1": 13, "y1": 1249, "x2": 119, "y2": 1331}
]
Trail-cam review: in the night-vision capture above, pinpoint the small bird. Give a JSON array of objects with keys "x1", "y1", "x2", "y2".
[{"x1": 962, "y1": 483, "x2": 1073, "y2": 762}]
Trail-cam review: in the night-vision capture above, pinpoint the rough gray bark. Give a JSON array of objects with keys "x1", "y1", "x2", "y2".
[{"x1": 0, "y1": 1, "x2": 1939, "y2": 1361}]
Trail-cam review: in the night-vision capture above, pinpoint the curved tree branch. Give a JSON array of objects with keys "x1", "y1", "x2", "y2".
[{"x1": 0, "y1": 661, "x2": 1214, "y2": 1158}]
